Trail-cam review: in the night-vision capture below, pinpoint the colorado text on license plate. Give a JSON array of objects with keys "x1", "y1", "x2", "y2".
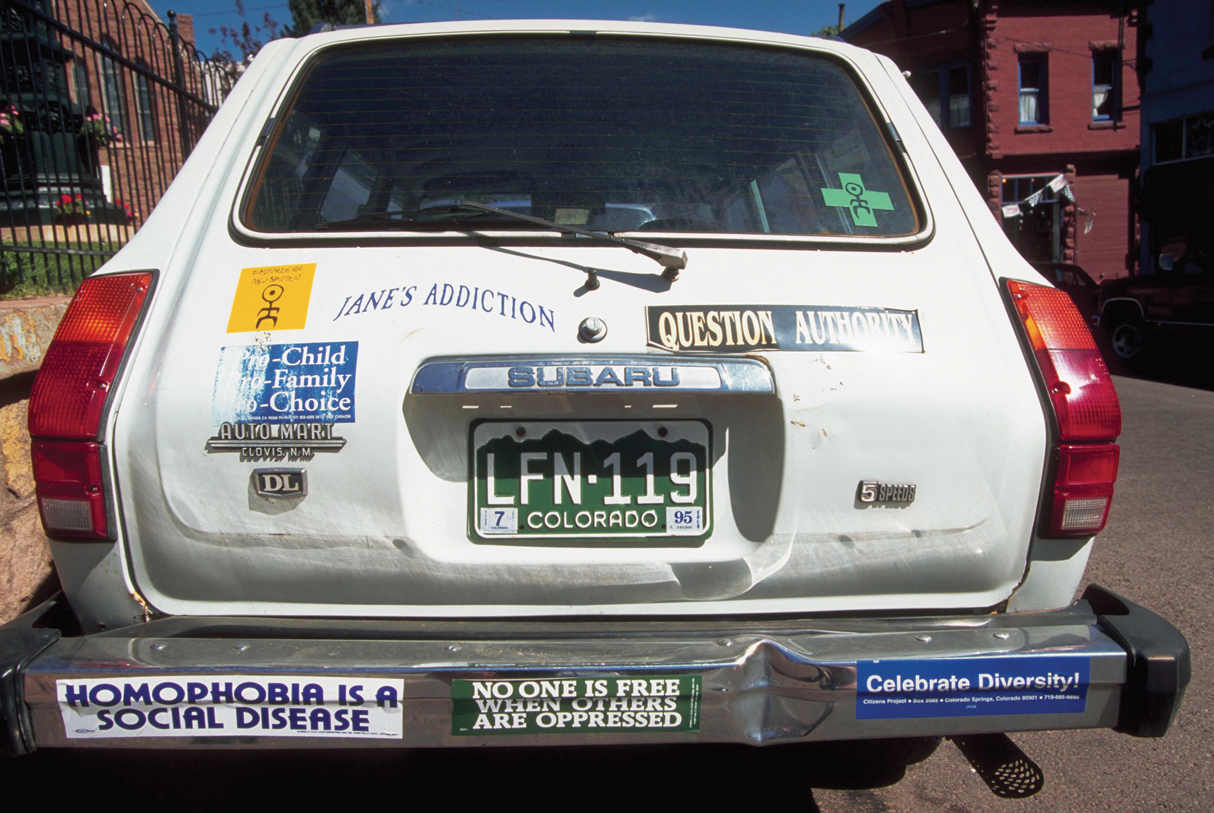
[{"x1": 470, "y1": 421, "x2": 711, "y2": 542}]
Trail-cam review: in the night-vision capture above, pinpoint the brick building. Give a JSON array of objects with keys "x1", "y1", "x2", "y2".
[
  {"x1": 52, "y1": 0, "x2": 205, "y2": 227},
  {"x1": 2, "y1": 0, "x2": 224, "y2": 233},
  {"x1": 844, "y1": 0, "x2": 1139, "y2": 280}
]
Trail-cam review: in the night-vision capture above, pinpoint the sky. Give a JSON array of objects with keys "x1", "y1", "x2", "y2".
[{"x1": 144, "y1": 1, "x2": 883, "y2": 58}]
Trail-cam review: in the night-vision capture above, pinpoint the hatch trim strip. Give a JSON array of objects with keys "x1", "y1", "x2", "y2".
[{"x1": 410, "y1": 356, "x2": 775, "y2": 395}]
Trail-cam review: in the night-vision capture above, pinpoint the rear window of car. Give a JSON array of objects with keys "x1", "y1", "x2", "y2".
[{"x1": 242, "y1": 35, "x2": 922, "y2": 238}]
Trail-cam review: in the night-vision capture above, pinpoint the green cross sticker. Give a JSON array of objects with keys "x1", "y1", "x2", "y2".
[{"x1": 821, "y1": 173, "x2": 895, "y2": 228}]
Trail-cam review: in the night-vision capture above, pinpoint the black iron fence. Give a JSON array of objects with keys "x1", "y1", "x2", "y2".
[{"x1": 1, "y1": 0, "x2": 235, "y2": 297}]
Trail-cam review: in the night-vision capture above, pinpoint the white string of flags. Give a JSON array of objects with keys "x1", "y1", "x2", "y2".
[
  {"x1": 1000, "y1": 173, "x2": 1093, "y2": 233},
  {"x1": 1000, "y1": 173, "x2": 1074, "y2": 219}
]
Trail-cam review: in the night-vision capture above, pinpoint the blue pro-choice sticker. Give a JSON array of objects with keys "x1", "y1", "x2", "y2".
[
  {"x1": 856, "y1": 655, "x2": 1089, "y2": 719},
  {"x1": 213, "y1": 341, "x2": 358, "y2": 424}
]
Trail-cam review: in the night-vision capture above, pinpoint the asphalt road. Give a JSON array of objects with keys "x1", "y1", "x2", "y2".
[{"x1": 3, "y1": 374, "x2": 1209, "y2": 811}]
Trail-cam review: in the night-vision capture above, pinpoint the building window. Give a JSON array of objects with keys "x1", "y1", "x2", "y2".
[
  {"x1": 72, "y1": 61, "x2": 91, "y2": 108},
  {"x1": 1092, "y1": 50, "x2": 1119, "y2": 120},
  {"x1": 1018, "y1": 54, "x2": 1048, "y2": 124},
  {"x1": 98, "y1": 38, "x2": 128, "y2": 139},
  {"x1": 946, "y1": 65, "x2": 971, "y2": 127},
  {"x1": 1002, "y1": 174, "x2": 1063, "y2": 263},
  {"x1": 134, "y1": 60, "x2": 156, "y2": 142},
  {"x1": 913, "y1": 64, "x2": 971, "y2": 129},
  {"x1": 1154, "y1": 111, "x2": 1214, "y2": 163}
]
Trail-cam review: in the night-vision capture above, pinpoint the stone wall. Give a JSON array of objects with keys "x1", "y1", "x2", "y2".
[{"x1": 0, "y1": 297, "x2": 69, "y2": 623}]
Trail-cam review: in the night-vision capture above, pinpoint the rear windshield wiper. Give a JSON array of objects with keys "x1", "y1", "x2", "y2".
[
  {"x1": 451, "y1": 202, "x2": 686, "y2": 277},
  {"x1": 311, "y1": 208, "x2": 533, "y2": 231},
  {"x1": 314, "y1": 202, "x2": 686, "y2": 278}
]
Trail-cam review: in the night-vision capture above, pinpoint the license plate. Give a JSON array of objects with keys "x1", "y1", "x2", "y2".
[{"x1": 470, "y1": 421, "x2": 711, "y2": 543}]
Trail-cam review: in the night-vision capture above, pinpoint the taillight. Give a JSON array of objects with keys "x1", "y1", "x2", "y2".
[
  {"x1": 29, "y1": 272, "x2": 152, "y2": 540},
  {"x1": 1005, "y1": 279, "x2": 1121, "y2": 537}
]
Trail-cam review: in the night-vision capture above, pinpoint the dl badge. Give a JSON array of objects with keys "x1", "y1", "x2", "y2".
[{"x1": 252, "y1": 469, "x2": 307, "y2": 499}]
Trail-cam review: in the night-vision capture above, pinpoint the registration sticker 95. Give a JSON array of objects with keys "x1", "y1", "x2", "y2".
[{"x1": 666, "y1": 507, "x2": 704, "y2": 534}]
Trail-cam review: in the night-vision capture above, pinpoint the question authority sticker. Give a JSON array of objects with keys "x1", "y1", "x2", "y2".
[
  {"x1": 856, "y1": 656, "x2": 1089, "y2": 719},
  {"x1": 452, "y1": 676, "x2": 701, "y2": 735},
  {"x1": 58, "y1": 675, "x2": 403, "y2": 739}
]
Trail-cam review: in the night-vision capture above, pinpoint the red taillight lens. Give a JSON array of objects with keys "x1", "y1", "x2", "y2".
[
  {"x1": 31, "y1": 440, "x2": 108, "y2": 539},
  {"x1": 29, "y1": 272, "x2": 152, "y2": 540},
  {"x1": 1006, "y1": 279, "x2": 1121, "y2": 442},
  {"x1": 1006, "y1": 279, "x2": 1121, "y2": 537},
  {"x1": 1050, "y1": 443, "x2": 1120, "y2": 536},
  {"x1": 29, "y1": 272, "x2": 150, "y2": 439}
]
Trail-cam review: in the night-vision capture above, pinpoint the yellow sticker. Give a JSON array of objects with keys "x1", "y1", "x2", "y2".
[{"x1": 226, "y1": 263, "x2": 316, "y2": 333}]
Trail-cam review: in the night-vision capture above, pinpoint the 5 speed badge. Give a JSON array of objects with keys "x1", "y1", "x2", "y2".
[{"x1": 856, "y1": 480, "x2": 916, "y2": 506}]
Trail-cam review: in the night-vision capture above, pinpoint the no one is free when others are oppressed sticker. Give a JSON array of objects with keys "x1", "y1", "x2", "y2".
[{"x1": 452, "y1": 676, "x2": 702, "y2": 735}]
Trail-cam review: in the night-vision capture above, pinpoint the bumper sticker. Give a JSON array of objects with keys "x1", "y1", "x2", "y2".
[
  {"x1": 212, "y1": 341, "x2": 358, "y2": 425},
  {"x1": 227, "y1": 263, "x2": 316, "y2": 333},
  {"x1": 452, "y1": 676, "x2": 701, "y2": 735},
  {"x1": 646, "y1": 305, "x2": 922, "y2": 353},
  {"x1": 821, "y1": 172, "x2": 895, "y2": 227},
  {"x1": 57, "y1": 676, "x2": 403, "y2": 740},
  {"x1": 856, "y1": 656, "x2": 1089, "y2": 719}
]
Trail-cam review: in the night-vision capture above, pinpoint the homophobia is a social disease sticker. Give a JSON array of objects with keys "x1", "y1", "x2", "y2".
[{"x1": 58, "y1": 676, "x2": 403, "y2": 739}]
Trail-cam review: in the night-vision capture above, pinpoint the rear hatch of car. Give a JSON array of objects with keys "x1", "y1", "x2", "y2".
[{"x1": 108, "y1": 27, "x2": 1048, "y2": 617}]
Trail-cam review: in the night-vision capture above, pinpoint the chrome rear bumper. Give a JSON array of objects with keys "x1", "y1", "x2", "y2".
[{"x1": 0, "y1": 585, "x2": 1188, "y2": 755}]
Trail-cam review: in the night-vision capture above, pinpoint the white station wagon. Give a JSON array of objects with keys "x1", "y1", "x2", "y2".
[{"x1": 1, "y1": 20, "x2": 1187, "y2": 753}]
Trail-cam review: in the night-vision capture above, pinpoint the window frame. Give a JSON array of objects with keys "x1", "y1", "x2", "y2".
[
  {"x1": 71, "y1": 60, "x2": 91, "y2": 108},
  {"x1": 1091, "y1": 49, "x2": 1120, "y2": 122},
  {"x1": 97, "y1": 37, "x2": 128, "y2": 141},
  {"x1": 915, "y1": 63, "x2": 973, "y2": 130},
  {"x1": 232, "y1": 33, "x2": 935, "y2": 249},
  {"x1": 1153, "y1": 111, "x2": 1214, "y2": 165},
  {"x1": 1000, "y1": 172, "x2": 1064, "y2": 263},
  {"x1": 944, "y1": 64, "x2": 972, "y2": 129},
  {"x1": 134, "y1": 59, "x2": 157, "y2": 143},
  {"x1": 1018, "y1": 53, "x2": 1049, "y2": 125}
]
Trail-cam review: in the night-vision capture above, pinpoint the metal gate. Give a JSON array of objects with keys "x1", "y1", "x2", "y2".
[{"x1": 1, "y1": 0, "x2": 236, "y2": 297}]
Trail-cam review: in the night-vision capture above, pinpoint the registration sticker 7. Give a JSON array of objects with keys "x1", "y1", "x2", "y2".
[{"x1": 479, "y1": 507, "x2": 519, "y2": 534}]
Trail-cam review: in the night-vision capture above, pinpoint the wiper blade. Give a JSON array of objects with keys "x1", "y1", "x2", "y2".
[
  {"x1": 453, "y1": 201, "x2": 686, "y2": 277},
  {"x1": 313, "y1": 213, "x2": 412, "y2": 231},
  {"x1": 312, "y1": 202, "x2": 687, "y2": 278},
  {"x1": 311, "y1": 209, "x2": 530, "y2": 231}
]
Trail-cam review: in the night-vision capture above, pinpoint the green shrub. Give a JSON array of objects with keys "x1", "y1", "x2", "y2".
[{"x1": 1, "y1": 245, "x2": 110, "y2": 298}]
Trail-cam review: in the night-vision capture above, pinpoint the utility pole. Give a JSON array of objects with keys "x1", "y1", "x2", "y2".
[
  {"x1": 838, "y1": 3, "x2": 846, "y2": 31},
  {"x1": 364, "y1": 0, "x2": 373, "y2": 24}
]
